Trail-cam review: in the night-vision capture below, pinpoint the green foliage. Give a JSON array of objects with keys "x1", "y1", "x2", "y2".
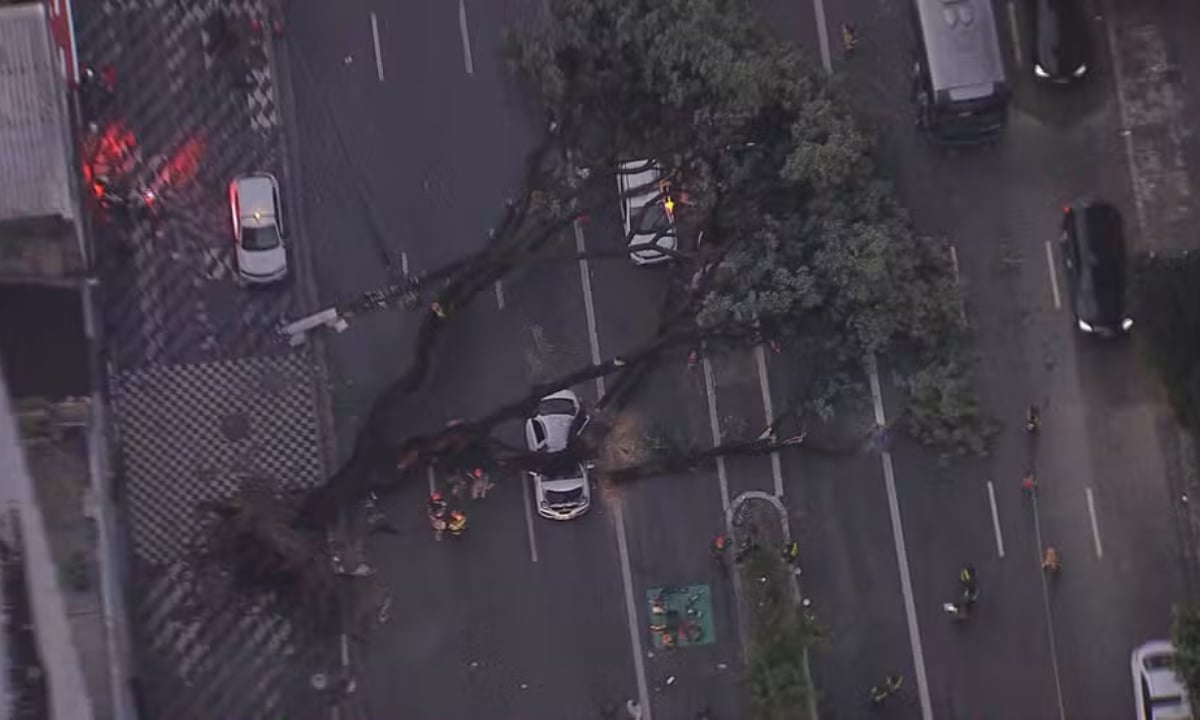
[
  {"x1": 62, "y1": 550, "x2": 90, "y2": 592},
  {"x1": 896, "y1": 354, "x2": 994, "y2": 459},
  {"x1": 1131, "y1": 253, "x2": 1200, "y2": 429},
  {"x1": 741, "y1": 548, "x2": 818, "y2": 720},
  {"x1": 1172, "y1": 605, "x2": 1200, "y2": 700},
  {"x1": 507, "y1": 0, "x2": 978, "y2": 455}
]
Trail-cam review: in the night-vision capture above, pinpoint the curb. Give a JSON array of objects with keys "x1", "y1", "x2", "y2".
[{"x1": 727, "y1": 491, "x2": 820, "y2": 720}]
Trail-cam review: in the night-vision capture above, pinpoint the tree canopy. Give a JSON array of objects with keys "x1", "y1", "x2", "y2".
[
  {"x1": 197, "y1": 0, "x2": 989, "y2": 628},
  {"x1": 508, "y1": 0, "x2": 979, "y2": 444}
]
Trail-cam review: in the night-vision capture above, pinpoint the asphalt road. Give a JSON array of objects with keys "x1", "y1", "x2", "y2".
[
  {"x1": 279, "y1": 0, "x2": 1200, "y2": 716},
  {"x1": 758, "y1": 0, "x2": 1199, "y2": 718}
]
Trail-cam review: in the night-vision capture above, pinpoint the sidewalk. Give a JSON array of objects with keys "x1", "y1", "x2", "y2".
[
  {"x1": 67, "y1": 0, "x2": 338, "y2": 717},
  {"x1": 1104, "y1": 0, "x2": 1198, "y2": 255}
]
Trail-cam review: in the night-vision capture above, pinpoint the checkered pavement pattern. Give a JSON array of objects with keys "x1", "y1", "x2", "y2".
[
  {"x1": 111, "y1": 355, "x2": 323, "y2": 566},
  {"x1": 72, "y1": 1, "x2": 338, "y2": 717},
  {"x1": 77, "y1": 0, "x2": 291, "y2": 371},
  {"x1": 107, "y1": 354, "x2": 332, "y2": 720}
]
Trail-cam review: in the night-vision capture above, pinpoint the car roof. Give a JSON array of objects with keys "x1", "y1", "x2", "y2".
[
  {"x1": 1134, "y1": 641, "x2": 1192, "y2": 715},
  {"x1": 618, "y1": 160, "x2": 662, "y2": 205},
  {"x1": 235, "y1": 174, "x2": 277, "y2": 224},
  {"x1": 1073, "y1": 203, "x2": 1124, "y2": 260}
]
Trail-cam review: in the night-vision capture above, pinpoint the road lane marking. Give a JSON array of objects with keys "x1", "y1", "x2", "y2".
[
  {"x1": 1030, "y1": 491, "x2": 1068, "y2": 720},
  {"x1": 401, "y1": 251, "x2": 409, "y2": 275},
  {"x1": 573, "y1": 220, "x2": 605, "y2": 399},
  {"x1": 1007, "y1": 1, "x2": 1023, "y2": 68},
  {"x1": 1086, "y1": 486, "x2": 1104, "y2": 559},
  {"x1": 426, "y1": 465, "x2": 436, "y2": 495},
  {"x1": 948, "y1": 243, "x2": 967, "y2": 323},
  {"x1": 494, "y1": 279, "x2": 505, "y2": 310},
  {"x1": 986, "y1": 480, "x2": 1006, "y2": 558},
  {"x1": 370, "y1": 12, "x2": 385, "y2": 82},
  {"x1": 521, "y1": 473, "x2": 539, "y2": 563},
  {"x1": 811, "y1": 0, "x2": 832, "y2": 73},
  {"x1": 458, "y1": 0, "x2": 475, "y2": 75},
  {"x1": 571, "y1": 218, "x2": 649, "y2": 713},
  {"x1": 867, "y1": 357, "x2": 933, "y2": 720},
  {"x1": 702, "y1": 356, "x2": 731, "y2": 518},
  {"x1": 614, "y1": 504, "x2": 652, "y2": 717},
  {"x1": 753, "y1": 343, "x2": 784, "y2": 498},
  {"x1": 1045, "y1": 240, "x2": 1062, "y2": 310}
]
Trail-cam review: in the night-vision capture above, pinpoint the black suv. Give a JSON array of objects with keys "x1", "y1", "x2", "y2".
[
  {"x1": 1060, "y1": 199, "x2": 1131, "y2": 337},
  {"x1": 1032, "y1": 0, "x2": 1090, "y2": 83}
]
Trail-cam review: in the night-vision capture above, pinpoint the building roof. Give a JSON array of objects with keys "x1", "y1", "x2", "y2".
[{"x1": 0, "y1": 3, "x2": 76, "y2": 224}]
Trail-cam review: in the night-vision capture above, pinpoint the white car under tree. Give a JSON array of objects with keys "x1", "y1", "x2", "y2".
[
  {"x1": 524, "y1": 389, "x2": 592, "y2": 520},
  {"x1": 617, "y1": 159, "x2": 678, "y2": 266}
]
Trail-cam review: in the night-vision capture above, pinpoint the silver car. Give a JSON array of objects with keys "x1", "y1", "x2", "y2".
[
  {"x1": 530, "y1": 461, "x2": 591, "y2": 521},
  {"x1": 229, "y1": 172, "x2": 287, "y2": 284},
  {"x1": 617, "y1": 159, "x2": 678, "y2": 266},
  {"x1": 525, "y1": 390, "x2": 591, "y2": 520},
  {"x1": 1132, "y1": 640, "x2": 1193, "y2": 720}
]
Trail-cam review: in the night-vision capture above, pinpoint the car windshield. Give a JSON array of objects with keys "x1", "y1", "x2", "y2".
[
  {"x1": 243, "y1": 225, "x2": 281, "y2": 251},
  {"x1": 545, "y1": 486, "x2": 584, "y2": 506},
  {"x1": 538, "y1": 397, "x2": 576, "y2": 417},
  {"x1": 634, "y1": 201, "x2": 671, "y2": 237}
]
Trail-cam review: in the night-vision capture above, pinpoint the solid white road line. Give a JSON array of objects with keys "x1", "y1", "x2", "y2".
[
  {"x1": 867, "y1": 357, "x2": 933, "y2": 720},
  {"x1": 948, "y1": 243, "x2": 968, "y2": 323},
  {"x1": 1007, "y1": 1, "x2": 1024, "y2": 68},
  {"x1": 811, "y1": 0, "x2": 832, "y2": 74},
  {"x1": 494, "y1": 280, "x2": 505, "y2": 310},
  {"x1": 401, "y1": 251, "x2": 409, "y2": 276},
  {"x1": 1031, "y1": 492, "x2": 1069, "y2": 720},
  {"x1": 458, "y1": 0, "x2": 475, "y2": 76},
  {"x1": 986, "y1": 480, "x2": 1006, "y2": 558},
  {"x1": 370, "y1": 12, "x2": 385, "y2": 82},
  {"x1": 753, "y1": 343, "x2": 784, "y2": 498},
  {"x1": 574, "y1": 220, "x2": 605, "y2": 398},
  {"x1": 1086, "y1": 486, "x2": 1104, "y2": 559},
  {"x1": 702, "y1": 356, "x2": 732, "y2": 518},
  {"x1": 426, "y1": 465, "x2": 436, "y2": 495},
  {"x1": 521, "y1": 473, "x2": 539, "y2": 563},
  {"x1": 1045, "y1": 240, "x2": 1062, "y2": 310},
  {"x1": 571, "y1": 219, "x2": 648, "y2": 714},
  {"x1": 614, "y1": 504, "x2": 652, "y2": 718}
]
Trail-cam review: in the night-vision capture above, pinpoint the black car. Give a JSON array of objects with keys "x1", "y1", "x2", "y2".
[
  {"x1": 1060, "y1": 199, "x2": 1132, "y2": 336},
  {"x1": 1032, "y1": 0, "x2": 1090, "y2": 82}
]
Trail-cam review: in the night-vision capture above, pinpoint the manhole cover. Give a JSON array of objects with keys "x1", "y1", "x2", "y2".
[{"x1": 219, "y1": 411, "x2": 250, "y2": 441}]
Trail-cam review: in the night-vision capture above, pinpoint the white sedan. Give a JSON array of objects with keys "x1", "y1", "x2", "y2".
[
  {"x1": 530, "y1": 460, "x2": 591, "y2": 521},
  {"x1": 229, "y1": 172, "x2": 287, "y2": 284},
  {"x1": 617, "y1": 159, "x2": 677, "y2": 265},
  {"x1": 1132, "y1": 640, "x2": 1193, "y2": 720},
  {"x1": 525, "y1": 390, "x2": 591, "y2": 520}
]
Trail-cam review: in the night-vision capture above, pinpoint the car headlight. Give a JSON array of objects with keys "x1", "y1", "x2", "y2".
[
  {"x1": 1122, "y1": 317, "x2": 1134, "y2": 331},
  {"x1": 1034, "y1": 64, "x2": 1050, "y2": 78},
  {"x1": 1073, "y1": 63, "x2": 1088, "y2": 77},
  {"x1": 1077, "y1": 318, "x2": 1094, "y2": 333}
]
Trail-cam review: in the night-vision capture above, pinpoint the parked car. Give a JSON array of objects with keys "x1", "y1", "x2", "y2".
[
  {"x1": 617, "y1": 159, "x2": 678, "y2": 265},
  {"x1": 229, "y1": 172, "x2": 287, "y2": 284},
  {"x1": 525, "y1": 390, "x2": 591, "y2": 520},
  {"x1": 1132, "y1": 640, "x2": 1193, "y2": 720},
  {"x1": 1031, "y1": 0, "x2": 1090, "y2": 82},
  {"x1": 1060, "y1": 198, "x2": 1132, "y2": 336}
]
